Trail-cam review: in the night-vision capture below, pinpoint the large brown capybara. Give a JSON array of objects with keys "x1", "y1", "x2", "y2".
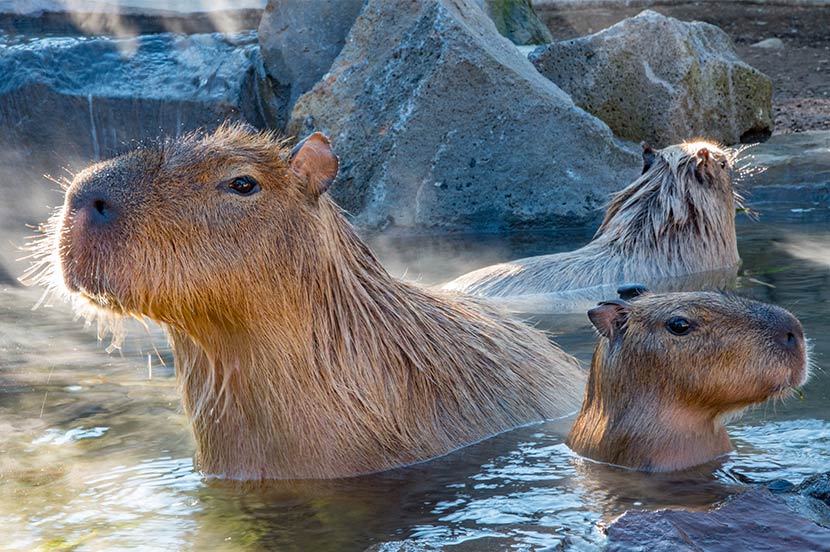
[
  {"x1": 442, "y1": 142, "x2": 741, "y2": 311},
  {"x1": 24, "y1": 124, "x2": 585, "y2": 480},
  {"x1": 569, "y1": 286, "x2": 809, "y2": 472}
]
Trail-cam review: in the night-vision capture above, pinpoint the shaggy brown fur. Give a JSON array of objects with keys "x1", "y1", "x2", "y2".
[
  {"x1": 24, "y1": 124, "x2": 585, "y2": 480},
  {"x1": 442, "y1": 142, "x2": 741, "y2": 304},
  {"x1": 569, "y1": 291, "x2": 809, "y2": 472}
]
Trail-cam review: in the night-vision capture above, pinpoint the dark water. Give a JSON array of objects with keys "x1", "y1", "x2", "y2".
[{"x1": 0, "y1": 204, "x2": 828, "y2": 551}]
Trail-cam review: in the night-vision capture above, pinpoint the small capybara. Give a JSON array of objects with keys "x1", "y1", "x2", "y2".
[
  {"x1": 25, "y1": 124, "x2": 585, "y2": 480},
  {"x1": 569, "y1": 286, "x2": 809, "y2": 472},
  {"x1": 442, "y1": 142, "x2": 741, "y2": 304}
]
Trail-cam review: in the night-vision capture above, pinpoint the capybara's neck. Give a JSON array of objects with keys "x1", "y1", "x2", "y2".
[
  {"x1": 170, "y1": 200, "x2": 583, "y2": 479},
  {"x1": 593, "y1": 184, "x2": 738, "y2": 275},
  {"x1": 567, "y1": 345, "x2": 732, "y2": 471}
]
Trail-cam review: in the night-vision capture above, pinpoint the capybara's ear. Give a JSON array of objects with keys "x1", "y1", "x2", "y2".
[
  {"x1": 641, "y1": 142, "x2": 656, "y2": 175},
  {"x1": 617, "y1": 284, "x2": 649, "y2": 301},
  {"x1": 588, "y1": 300, "x2": 629, "y2": 339},
  {"x1": 696, "y1": 147, "x2": 710, "y2": 164},
  {"x1": 289, "y1": 132, "x2": 339, "y2": 197}
]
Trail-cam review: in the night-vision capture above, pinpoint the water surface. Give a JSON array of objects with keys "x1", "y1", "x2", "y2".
[{"x1": 1, "y1": 206, "x2": 828, "y2": 551}]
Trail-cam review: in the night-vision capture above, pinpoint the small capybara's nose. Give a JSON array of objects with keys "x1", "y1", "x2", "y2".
[{"x1": 772, "y1": 314, "x2": 804, "y2": 354}]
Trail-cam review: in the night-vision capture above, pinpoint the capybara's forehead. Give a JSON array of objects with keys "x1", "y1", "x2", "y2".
[
  {"x1": 165, "y1": 124, "x2": 289, "y2": 170},
  {"x1": 629, "y1": 292, "x2": 760, "y2": 322}
]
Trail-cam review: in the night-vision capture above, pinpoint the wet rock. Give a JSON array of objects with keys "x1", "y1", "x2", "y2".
[
  {"x1": 257, "y1": 0, "x2": 365, "y2": 111},
  {"x1": 606, "y1": 488, "x2": 830, "y2": 552},
  {"x1": 751, "y1": 37, "x2": 785, "y2": 49},
  {"x1": 0, "y1": 30, "x2": 280, "y2": 165},
  {"x1": 530, "y1": 10, "x2": 773, "y2": 147},
  {"x1": 288, "y1": 0, "x2": 640, "y2": 232},
  {"x1": 476, "y1": 0, "x2": 553, "y2": 45},
  {"x1": 733, "y1": 131, "x2": 830, "y2": 206}
]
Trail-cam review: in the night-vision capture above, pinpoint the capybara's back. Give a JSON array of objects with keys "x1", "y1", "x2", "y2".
[
  {"x1": 442, "y1": 143, "x2": 740, "y2": 308},
  {"x1": 27, "y1": 124, "x2": 585, "y2": 479}
]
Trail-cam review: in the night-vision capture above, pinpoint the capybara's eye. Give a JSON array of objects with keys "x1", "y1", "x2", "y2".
[
  {"x1": 666, "y1": 317, "x2": 692, "y2": 335},
  {"x1": 719, "y1": 159, "x2": 728, "y2": 169},
  {"x1": 228, "y1": 176, "x2": 260, "y2": 196}
]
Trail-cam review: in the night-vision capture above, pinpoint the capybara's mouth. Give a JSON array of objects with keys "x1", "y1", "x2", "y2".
[{"x1": 58, "y1": 217, "x2": 126, "y2": 313}]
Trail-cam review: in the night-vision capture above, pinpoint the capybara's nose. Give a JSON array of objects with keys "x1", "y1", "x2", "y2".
[
  {"x1": 70, "y1": 189, "x2": 117, "y2": 226},
  {"x1": 772, "y1": 314, "x2": 804, "y2": 354}
]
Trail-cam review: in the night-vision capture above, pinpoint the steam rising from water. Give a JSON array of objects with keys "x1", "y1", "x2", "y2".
[{"x1": 781, "y1": 234, "x2": 830, "y2": 268}]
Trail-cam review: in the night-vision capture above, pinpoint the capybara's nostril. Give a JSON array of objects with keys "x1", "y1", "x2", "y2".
[
  {"x1": 88, "y1": 195, "x2": 115, "y2": 223},
  {"x1": 773, "y1": 324, "x2": 804, "y2": 352}
]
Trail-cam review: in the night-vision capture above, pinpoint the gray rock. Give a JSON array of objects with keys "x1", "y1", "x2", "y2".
[
  {"x1": 0, "y1": 30, "x2": 280, "y2": 164},
  {"x1": 288, "y1": 0, "x2": 640, "y2": 232},
  {"x1": 476, "y1": 0, "x2": 554, "y2": 45},
  {"x1": 751, "y1": 37, "x2": 785, "y2": 49},
  {"x1": 735, "y1": 130, "x2": 830, "y2": 195},
  {"x1": 606, "y1": 488, "x2": 830, "y2": 552},
  {"x1": 257, "y1": 0, "x2": 366, "y2": 112},
  {"x1": 530, "y1": 10, "x2": 774, "y2": 147}
]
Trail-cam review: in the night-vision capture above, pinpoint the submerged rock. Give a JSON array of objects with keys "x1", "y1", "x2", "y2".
[
  {"x1": 257, "y1": 0, "x2": 365, "y2": 111},
  {"x1": 288, "y1": 0, "x2": 640, "y2": 232},
  {"x1": 0, "y1": 31, "x2": 280, "y2": 164},
  {"x1": 531, "y1": 10, "x2": 773, "y2": 147},
  {"x1": 476, "y1": 0, "x2": 554, "y2": 45},
  {"x1": 606, "y1": 488, "x2": 830, "y2": 552}
]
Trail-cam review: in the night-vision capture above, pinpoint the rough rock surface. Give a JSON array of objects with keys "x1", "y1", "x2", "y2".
[
  {"x1": 476, "y1": 0, "x2": 553, "y2": 45},
  {"x1": 288, "y1": 0, "x2": 640, "y2": 232},
  {"x1": 530, "y1": 10, "x2": 774, "y2": 147},
  {"x1": 735, "y1": 130, "x2": 830, "y2": 189},
  {"x1": 0, "y1": 30, "x2": 279, "y2": 164},
  {"x1": 606, "y1": 488, "x2": 830, "y2": 552},
  {"x1": 257, "y1": 0, "x2": 365, "y2": 111}
]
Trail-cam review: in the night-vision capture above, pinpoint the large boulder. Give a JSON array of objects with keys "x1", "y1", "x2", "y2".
[
  {"x1": 0, "y1": 30, "x2": 279, "y2": 165},
  {"x1": 530, "y1": 10, "x2": 774, "y2": 147},
  {"x1": 288, "y1": 0, "x2": 640, "y2": 232},
  {"x1": 257, "y1": 0, "x2": 366, "y2": 111},
  {"x1": 476, "y1": 0, "x2": 553, "y2": 45}
]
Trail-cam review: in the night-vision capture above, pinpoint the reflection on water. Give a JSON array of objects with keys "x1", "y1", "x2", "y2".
[{"x1": 0, "y1": 208, "x2": 828, "y2": 551}]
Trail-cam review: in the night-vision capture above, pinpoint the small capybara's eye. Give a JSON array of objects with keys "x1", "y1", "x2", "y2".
[
  {"x1": 719, "y1": 159, "x2": 727, "y2": 169},
  {"x1": 228, "y1": 176, "x2": 260, "y2": 195},
  {"x1": 666, "y1": 317, "x2": 692, "y2": 335}
]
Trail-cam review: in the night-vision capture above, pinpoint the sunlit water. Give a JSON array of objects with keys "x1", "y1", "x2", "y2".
[{"x1": 0, "y1": 205, "x2": 828, "y2": 551}]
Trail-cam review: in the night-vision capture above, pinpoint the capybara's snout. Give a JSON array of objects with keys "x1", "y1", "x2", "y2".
[
  {"x1": 759, "y1": 303, "x2": 808, "y2": 386},
  {"x1": 67, "y1": 184, "x2": 119, "y2": 230}
]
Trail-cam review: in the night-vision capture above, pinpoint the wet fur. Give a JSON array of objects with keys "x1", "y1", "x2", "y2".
[
  {"x1": 568, "y1": 292, "x2": 809, "y2": 472},
  {"x1": 25, "y1": 124, "x2": 585, "y2": 480},
  {"x1": 442, "y1": 142, "x2": 741, "y2": 298}
]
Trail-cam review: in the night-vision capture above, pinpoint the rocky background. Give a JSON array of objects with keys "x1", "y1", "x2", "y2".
[{"x1": 0, "y1": 1, "x2": 825, "y2": 262}]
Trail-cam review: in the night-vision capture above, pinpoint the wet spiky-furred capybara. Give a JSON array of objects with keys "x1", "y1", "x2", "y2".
[
  {"x1": 442, "y1": 142, "x2": 741, "y2": 307},
  {"x1": 24, "y1": 124, "x2": 585, "y2": 480},
  {"x1": 569, "y1": 287, "x2": 809, "y2": 472}
]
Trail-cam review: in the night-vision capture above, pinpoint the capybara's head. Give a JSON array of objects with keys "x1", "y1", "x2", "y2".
[
  {"x1": 32, "y1": 124, "x2": 339, "y2": 327},
  {"x1": 587, "y1": 290, "x2": 809, "y2": 413},
  {"x1": 598, "y1": 141, "x2": 737, "y2": 238}
]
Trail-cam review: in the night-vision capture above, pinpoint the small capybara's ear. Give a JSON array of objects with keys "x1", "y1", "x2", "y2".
[
  {"x1": 290, "y1": 132, "x2": 339, "y2": 197},
  {"x1": 641, "y1": 142, "x2": 656, "y2": 175},
  {"x1": 617, "y1": 284, "x2": 649, "y2": 301},
  {"x1": 697, "y1": 147, "x2": 710, "y2": 164},
  {"x1": 588, "y1": 300, "x2": 629, "y2": 339}
]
